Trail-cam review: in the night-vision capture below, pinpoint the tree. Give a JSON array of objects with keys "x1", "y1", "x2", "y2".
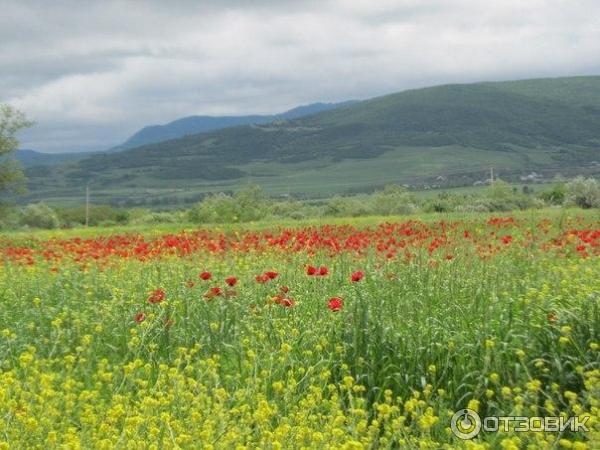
[
  {"x1": 564, "y1": 176, "x2": 600, "y2": 209},
  {"x1": 0, "y1": 104, "x2": 33, "y2": 195}
]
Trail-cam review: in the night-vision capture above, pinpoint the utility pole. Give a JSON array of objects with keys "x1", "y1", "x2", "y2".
[
  {"x1": 490, "y1": 166, "x2": 494, "y2": 186},
  {"x1": 85, "y1": 183, "x2": 90, "y2": 227}
]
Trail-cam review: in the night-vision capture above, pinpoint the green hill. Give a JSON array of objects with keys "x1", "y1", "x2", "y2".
[{"x1": 23, "y1": 76, "x2": 600, "y2": 205}]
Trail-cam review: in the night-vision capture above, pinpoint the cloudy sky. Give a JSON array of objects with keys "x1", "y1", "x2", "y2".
[{"x1": 2, "y1": 0, "x2": 600, "y2": 153}]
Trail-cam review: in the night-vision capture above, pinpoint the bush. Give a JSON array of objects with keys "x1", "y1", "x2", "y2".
[
  {"x1": 55, "y1": 205, "x2": 130, "y2": 227},
  {"x1": 188, "y1": 185, "x2": 269, "y2": 224},
  {"x1": 564, "y1": 177, "x2": 600, "y2": 208},
  {"x1": 131, "y1": 211, "x2": 183, "y2": 225},
  {"x1": 20, "y1": 203, "x2": 60, "y2": 229},
  {"x1": 370, "y1": 185, "x2": 417, "y2": 215},
  {"x1": 324, "y1": 196, "x2": 372, "y2": 217},
  {"x1": 539, "y1": 184, "x2": 566, "y2": 205}
]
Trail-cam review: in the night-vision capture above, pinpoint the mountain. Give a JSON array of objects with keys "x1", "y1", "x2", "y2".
[
  {"x1": 22, "y1": 76, "x2": 600, "y2": 205},
  {"x1": 11, "y1": 149, "x2": 89, "y2": 167},
  {"x1": 112, "y1": 101, "x2": 357, "y2": 151}
]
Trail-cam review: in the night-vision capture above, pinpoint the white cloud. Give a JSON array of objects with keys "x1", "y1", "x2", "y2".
[{"x1": 1, "y1": 0, "x2": 599, "y2": 152}]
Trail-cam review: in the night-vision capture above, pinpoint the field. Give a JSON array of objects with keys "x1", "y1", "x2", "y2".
[{"x1": 0, "y1": 210, "x2": 598, "y2": 449}]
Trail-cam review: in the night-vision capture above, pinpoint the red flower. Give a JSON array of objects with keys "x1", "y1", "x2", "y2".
[
  {"x1": 199, "y1": 271, "x2": 212, "y2": 280},
  {"x1": 576, "y1": 245, "x2": 586, "y2": 252},
  {"x1": 204, "y1": 286, "x2": 223, "y2": 299},
  {"x1": 350, "y1": 271, "x2": 364, "y2": 282},
  {"x1": 134, "y1": 312, "x2": 146, "y2": 323},
  {"x1": 148, "y1": 288, "x2": 166, "y2": 304},
  {"x1": 306, "y1": 265, "x2": 318, "y2": 275},
  {"x1": 225, "y1": 276, "x2": 238, "y2": 287},
  {"x1": 281, "y1": 298, "x2": 295, "y2": 307},
  {"x1": 446, "y1": 254, "x2": 454, "y2": 260},
  {"x1": 328, "y1": 297, "x2": 343, "y2": 312},
  {"x1": 319, "y1": 266, "x2": 329, "y2": 276},
  {"x1": 256, "y1": 274, "x2": 269, "y2": 283},
  {"x1": 501, "y1": 235, "x2": 512, "y2": 245},
  {"x1": 265, "y1": 271, "x2": 278, "y2": 280},
  {"x1": 280, "y1": 285, "x2": 290, "y2": 294}
]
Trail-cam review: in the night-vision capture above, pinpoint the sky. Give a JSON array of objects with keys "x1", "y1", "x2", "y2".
[{"x1": 2, "y1": 0, "x2": 600, "y2": 153}]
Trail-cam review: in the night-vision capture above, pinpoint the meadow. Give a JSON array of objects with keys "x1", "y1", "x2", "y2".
[{"x1": 0, "y1": 209, "x2": 598, "y2": 449}]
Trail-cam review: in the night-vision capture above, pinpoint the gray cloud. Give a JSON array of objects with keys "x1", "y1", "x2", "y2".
[{"x1": 2, "y1": 0, "x2": 599, "y2": 153}]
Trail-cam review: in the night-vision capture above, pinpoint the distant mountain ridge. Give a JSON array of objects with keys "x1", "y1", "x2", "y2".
[
  {"x1": 111, "y1": 101, "x2": 358, "y2": 151},
  {"x1": 19, "y1": 75, "x2": 600, "y2": 204}
]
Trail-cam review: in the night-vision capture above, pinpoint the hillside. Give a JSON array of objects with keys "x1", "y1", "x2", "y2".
[
  {"x1": 112, "y1": 101, "x2": 357, "y2": 151},
  {"x1": 13, "y1": 149, "x2": 90, "y2": 167},
  {"x1": 23, "y1": 76, "x2": 600, "y2": 205}
]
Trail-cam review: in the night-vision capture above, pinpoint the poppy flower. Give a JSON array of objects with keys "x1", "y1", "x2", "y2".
[
  {"x1": 148, "y1": 288, "x2": 166, "y2": 304},
  {"x1": 281, "y1": 298, "x2": 295, "y2": 307},
  {"x1": 306, "y1": 265, "x2": 318, "y2": 276},
  {"x1": 328, "y1": 297, "x2": 343, "y2": 312},
  {"x1": 204, "y1": 286, "x2": 223, "y2": 299},
  {"x1": 134, "y1": 312, "x2": 146, "y2": 323},
  {"x1": 319, "y1": 266, "x2": 329, "y2": 276},
  {"x1": 256, "y1": 274, "x2": 269, "y2": 283},
  {"x1": 280, "y1": 285, "x2": 290, "y2": 294},
  {"x1": 350, "y1": 271, "x2": 364, "y2": 282},
  {"x1": 265, "y1": 271, "x2": 278, "y2": 280},
  {"x1": 199, "y1": 271, "x2": 212, "y2": 280},
  {"x1": 225, "y1": 276, "x2": 238, "y2": 287}
]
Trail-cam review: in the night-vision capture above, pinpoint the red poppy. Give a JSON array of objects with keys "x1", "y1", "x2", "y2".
[
  {"x1": 265, "y1": 271, "x2": 278, "y2": 280},
  {"x1": 328, "y1": 297, "x2": 343, "y2": 312},
  {"x1": 199, "y1": 271, "x2": 212, "y2": 280},
  {"x1": 576, "y1": 245, "x2": 586, "y2": 252},
  {"x1": 225, "y1": 276, "x2": 238, "y2": 286},
  {"x1": 134, "y1": 312, "x2": 146, "y2": 323},
  {"x1": 350, "y1": 271, "x2": 364, "y2": 282},
  {"x1": 281, "y1": 298, "x2": 295, "y2": 307},
  {"x1": 204, "y1": 286, "x2": 223, "y2": 299},
  {"x1": 501, "y1": 235, "x2": 513, "y2": 245},
  {"x1": 148, "y1": 288, "x2": 166, "y2": 304},
  {"x1": 319, "y1": 266, "x2": 329, "y2": 276},
  {"x1": 306, "y1": 265, "x2": 318, "y2": 275},
  {"x1": 280, "y1": 285, "x2": 290, "y2": 294},
  {"x1": 256, "y1": 274, "x2": 269, "y2": 283}
]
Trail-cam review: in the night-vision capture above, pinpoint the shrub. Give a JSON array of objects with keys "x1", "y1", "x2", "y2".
[
  {"x1": 20, "y1": 203, "x2": 60, "y2": 229},
  {"x1": 188, "y1": 185, "x2": 268, "y2": 224},
  {"x1": 539, "y1": 183, "x2": 566, "y2": 205},
  {"x1": 564, "y1": 177, "x2": 600, "y2": 208},
  {"x1": 131, "y1": 212, "x2": 182, "y2": 225},
  {"x1": 370, "y1": 185, "x2": 417, "y2": 215}
]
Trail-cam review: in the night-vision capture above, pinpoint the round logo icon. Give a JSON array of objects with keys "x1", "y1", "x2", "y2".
[{"x1": 450, "y1": 408, "x2": 482, "y2": 439}]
